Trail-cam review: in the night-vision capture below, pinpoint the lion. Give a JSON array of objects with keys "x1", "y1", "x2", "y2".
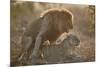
[
  {"x1": 41, "y1": 34, "x2": 80, "y2": 64},
  {"x1": 17, "y1": 8, "x2": 74, "y2": 65}
]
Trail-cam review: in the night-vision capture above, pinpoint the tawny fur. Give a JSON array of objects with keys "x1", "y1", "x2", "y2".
[{"x1": 18, "y1": 8, "x2": 74, "y2": 65}]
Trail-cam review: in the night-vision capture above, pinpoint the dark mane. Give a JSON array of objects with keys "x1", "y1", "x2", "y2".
[{"x1": 40, "y1": 8, "x2": 73, "y2": 33}]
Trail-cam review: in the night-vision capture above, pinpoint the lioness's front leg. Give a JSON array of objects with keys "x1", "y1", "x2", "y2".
[{"x1": 54, "y1": 32, "x2": 69, "y2": 45}]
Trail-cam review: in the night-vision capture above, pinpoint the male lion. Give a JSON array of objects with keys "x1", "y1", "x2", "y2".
[{"x1": 18, "y1": 8, "x2": 74, "y2": 65}]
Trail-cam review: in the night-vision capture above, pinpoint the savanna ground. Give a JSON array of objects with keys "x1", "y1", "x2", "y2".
[{"x1": 11, "y1": 0, "x2": 95, "y2": 66}]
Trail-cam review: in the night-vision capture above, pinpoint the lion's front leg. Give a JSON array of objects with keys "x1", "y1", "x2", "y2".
[
  {"x1": 28, "y1": 34, "x2": 43, "y2": 64},
  {"x1": 43, "y1": 40, "x2": 50, "y2": 46},
  {"x1": 42, "y1": 40, "x2": 50, "y2": 57},
  {"x1": 31, "y1": 35, "x2": 42, "y2": 57}
]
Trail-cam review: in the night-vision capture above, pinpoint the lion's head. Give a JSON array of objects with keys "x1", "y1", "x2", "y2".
[{"x1": 40, "y1": 8, "x2": 73, "y2": 33}]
